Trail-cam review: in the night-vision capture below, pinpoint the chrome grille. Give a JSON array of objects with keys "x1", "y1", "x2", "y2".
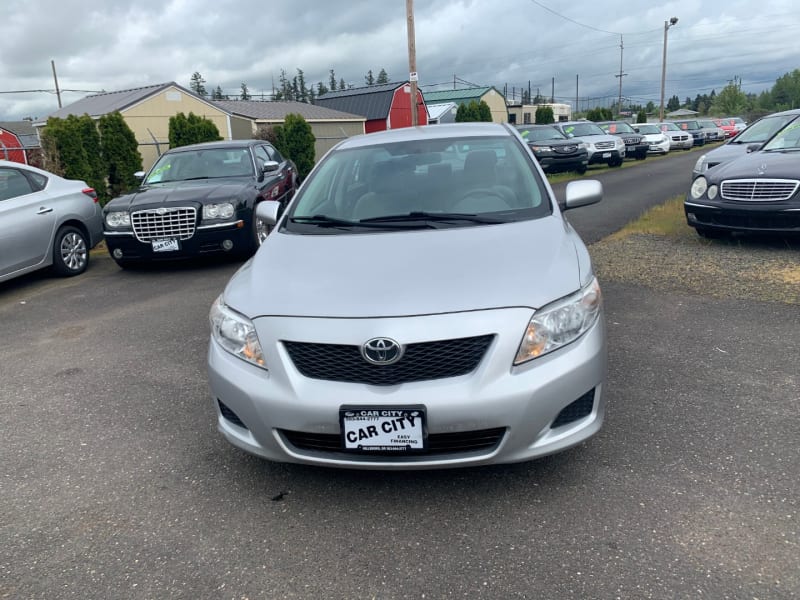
[
  {"x1": 594, "y1": 141, "x2": 615, "y2": 150},
  {"x1": 131, "y1": 207, "x2": 197, "y2": 241},
  {"x1": 622, "y1": 137, "x2": 639, "y2": 145},
  {"x1": 554, "y1": 144, "x2": 578, "y2": 154},
  {"x1": 720, "y1": 179, "x2": 799, "y2": 202}
]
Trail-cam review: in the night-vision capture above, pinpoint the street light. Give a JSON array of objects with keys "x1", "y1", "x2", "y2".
[{"x1": 659, "y1": 16, "x2": 679, "y2": 121}]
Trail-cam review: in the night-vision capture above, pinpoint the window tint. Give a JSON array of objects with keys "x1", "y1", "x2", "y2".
[{"x1": 0, "y1": 168, "x2": 35, "y2": 201}]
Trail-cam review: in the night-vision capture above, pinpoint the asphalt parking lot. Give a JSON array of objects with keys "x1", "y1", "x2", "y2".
[{"x1": 2, "y1": 157, "x2": 798, "y2": 598}]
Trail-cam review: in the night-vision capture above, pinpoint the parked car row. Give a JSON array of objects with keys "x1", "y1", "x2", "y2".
[{"x1": 685, "y1": 108, "x2": 800, "y2": 238}]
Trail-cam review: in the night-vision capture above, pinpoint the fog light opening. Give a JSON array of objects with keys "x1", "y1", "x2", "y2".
[
  {"x1": 112, "y1": 248, "x2": 123, "y2": 259},
  {"x1": 687, "y1": 212, "x2": 696, "y2": 221},
  {"x1": 222, "y1": 239, "x2": 234, "y2": 251}
]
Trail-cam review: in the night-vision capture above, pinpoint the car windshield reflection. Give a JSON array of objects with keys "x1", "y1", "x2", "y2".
[{"x1": 145, "y1": 148, "x2": 255, "y2": 183}]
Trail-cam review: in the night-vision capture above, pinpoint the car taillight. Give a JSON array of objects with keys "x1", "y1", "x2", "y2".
[{"x1": 82, "y1": 188, "x2": 98, "y2": 203}]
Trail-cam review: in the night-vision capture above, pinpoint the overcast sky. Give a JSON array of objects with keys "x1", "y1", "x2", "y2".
[{"x1": 2, "y1": 0, "x2": 798, "y2": 120}]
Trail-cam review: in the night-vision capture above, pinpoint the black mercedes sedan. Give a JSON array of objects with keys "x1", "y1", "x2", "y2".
[
  {"x1": 515, "y1": 124, "x2": 589, "y2": 174},
  {"x1": 103, "y1": 140, "x2": 297, "y2": 267},
  {"x1": 685, "y1": 123, "x2": 800, "y2": 238}
]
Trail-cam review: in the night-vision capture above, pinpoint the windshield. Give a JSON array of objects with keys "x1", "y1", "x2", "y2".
[
  {"x1": 285, "y1": 135, "x2": 550, "y2": 233},
  {"x1": 734, "y1": 114, "x2": 798, "y2": 144},
  {"x1": 599, "y1": 122, "x2": 635, "y2": 134},
  {"x1": 658, "y1": 122, "x2": 680, "y2": 132},
  {"x1": 635, "y1": 124, "x2": 661, "y2": 135},
  {"x1": 516, "y1": 126, "x2": 567, "y2": 142},
  {"x1": 676, "y1": 121, "x2": 699, "y2": 130},
  {"x1": 762, "y1": 120, "x2": 800, "y2": 151},
  {"x1": 145, "y1": 147, "x2": 254, "y2": 183},
  {"x1": 560, "y1": 122, "x2": 605, "y2": 137}
]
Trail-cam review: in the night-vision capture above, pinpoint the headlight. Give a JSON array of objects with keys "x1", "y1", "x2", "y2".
[
  {"x1": 203, "y1": 202, "x2": 235, "y2": 220},
  {"x1": 209, "y1": 295, "x2": 266, "y2": 369},
  {"x1": 707, "y1": 185, "x2": 719, "y2": 200},
  {"x1": 514, "y1": 277, "x2": 602, "y2": 365},
  {"x1": 105, "y1": 211, "x2": 131, "y2": 228},
  {"x1": 615, "y1": 138, "x2": 625, "y2": 149},
  {"x1": 577, "y1": 142, "x2": 588, "y2": 150},
  {"x1": 690, "y1": 176, "x2": 708, "y2": 199},
  {"x1": 531, "y1": 145, "x2": 553, "y2": 152},
  {"x1": 694, "y1": 154, "x2": 708, "y2": 174}
]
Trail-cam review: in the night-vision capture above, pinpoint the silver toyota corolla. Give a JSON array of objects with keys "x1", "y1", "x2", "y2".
[{"x1": 208, "y1": 123, "x2": 606, "y2": 469}]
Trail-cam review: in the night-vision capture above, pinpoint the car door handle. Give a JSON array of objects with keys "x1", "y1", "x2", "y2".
[{"x1": 37, "y1": 207, "x2": 54, "y2": 215}]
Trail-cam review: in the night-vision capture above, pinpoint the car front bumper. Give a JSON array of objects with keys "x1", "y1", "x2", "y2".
[
  {"x1": 104, "y1": 220, "x2": 252, "y2": 261},
  {"x1": 685, "y1": 198, "x2": 800, "y2": 233},
  {"x1": 647, "y1": 139, "x2": 671, "y2": 154},
  {"x1": 536, "y1": 152, "x2": 589, "y2": 172},
  {"x1": 208, "y1": 307, "x2": 607, "y2": 470},
  {"x1": 586, "y1": 148, "x2": 624, "y2": 164}
]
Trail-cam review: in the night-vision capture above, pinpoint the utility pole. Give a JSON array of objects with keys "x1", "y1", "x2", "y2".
[
  {"x1": 51, "y1": 60, "x2": 62, "y2": 109},
  {"x1": 551, "y1": 77, "x2": 554, "y2": 103},
  {"x1": 615, "y1": 35, "x2": 627, "y2": 117},
  {"x1": 406, "y1": 0, "x2": 418, "y2": 126},
  {"x1": 659, "y1": 17, "x2": 679, "y2": 121},
  {"x1": 576, "y1": 74, "x2": 579, "y2": 114}
]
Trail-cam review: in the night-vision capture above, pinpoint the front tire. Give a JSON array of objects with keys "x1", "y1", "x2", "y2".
[
  {"x1": 608, "y1": 156, "x2": 623, "y2": 167},
  {"x1": 52, "y1": 225, "x2": 89, "y2": 276}
]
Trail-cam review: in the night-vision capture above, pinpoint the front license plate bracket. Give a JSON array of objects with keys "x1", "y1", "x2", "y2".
[{"x1": 339, "y1": 406, "x2": 426, "y2": 452}]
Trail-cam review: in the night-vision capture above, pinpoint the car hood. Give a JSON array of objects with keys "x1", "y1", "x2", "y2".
[
  {"x1": 224, "y1": 217, "x2": 584, "y2": 319},
  {"x1": 701, "y1": 141, "x2": 755, "y2": 168},
  {"x1": 106, "y1": 179, "x2": 251, "y2": 210},
  {"x1": 706, "y1": 150, "x2": 800, "y2": 182}
]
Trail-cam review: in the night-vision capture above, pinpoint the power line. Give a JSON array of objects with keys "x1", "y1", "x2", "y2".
[{"x1": 527, "y1": 0, "x2": 662, "y2": 35}]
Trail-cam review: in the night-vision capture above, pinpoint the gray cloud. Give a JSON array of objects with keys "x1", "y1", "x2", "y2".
[{"x1": 2, "y1": 0, "x2": 798, "y2": 120}]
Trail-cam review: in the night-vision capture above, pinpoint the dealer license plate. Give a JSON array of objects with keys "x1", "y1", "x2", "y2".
[
  {"x1": 602, "y1": 152, "x2": 612, "y2": 158},
  {"x1": 340, "y1": 407, "x2": 425, "y2": 452},
  {"x1": 152, "y1": 238, "x2": 179, "y2": 252}
]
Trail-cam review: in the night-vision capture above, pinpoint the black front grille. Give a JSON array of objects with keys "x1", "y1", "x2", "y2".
[
  {"x1": 554, "y1": 144, "x2": 578, "y2": 154},
  {"x1": 551, "y1": 389, "x2": 595, "y2": 428},
  {"x1": 283, "y1": 335, "x2": 494, "y2": 386},
  {"x1": 280, "y1": 427, "x2": 506, "y2": 456}
]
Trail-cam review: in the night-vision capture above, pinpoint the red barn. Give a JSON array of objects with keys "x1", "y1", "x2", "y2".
[
  {"x1": 315, "y1": 82, "x2": 428, "y2": 133},
  {"x1": 0, "y1": 121, "x2": 40, "y2": 165}
]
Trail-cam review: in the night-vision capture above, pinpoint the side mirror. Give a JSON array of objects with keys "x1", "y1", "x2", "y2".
[
  {"x1": 255, "y1": 200, "x2": 281, "y2": 225},
  {"x1": 746, "y1": 143, "x2": 762, "y2": 153},
  {"x1": 560, "y1": 179, "x2": 603, "y2": 212},
  {"x1": 133, "y1": 171, "x2": 145, "y2": 180},
  {"x1": 261, "y1": 161, "x2": 280, "y2": 174}
]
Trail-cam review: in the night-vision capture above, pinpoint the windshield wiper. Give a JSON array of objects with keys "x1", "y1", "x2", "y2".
[
  {"x1": 289, "y1": 214, "x2": 434, "y2": 229},
  {"x1": 359, "y1": 211, "x2": 505, "y2": 225}
]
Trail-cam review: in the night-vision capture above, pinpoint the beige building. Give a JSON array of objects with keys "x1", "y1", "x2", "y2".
[
  {"x1": 422, "y1": 87, "x2": 509, "y2": 123},
  {"x1": 507, "y1": 103, "x2": 573, "y2": 125},
  {"x1": 212, "y1": 100, "x2": 365, "y2": 160},
  {"x1": 36, "y1": 82, "x2": 250, "y2": 169}
]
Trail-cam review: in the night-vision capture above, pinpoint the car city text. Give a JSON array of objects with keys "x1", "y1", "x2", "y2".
[{"x1": 345, "y1": 410, "x2": 419, "y2": 444}]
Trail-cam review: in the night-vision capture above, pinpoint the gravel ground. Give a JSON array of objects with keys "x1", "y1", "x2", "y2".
[{"x1": 590, "y1": 230, "x2": 800, "y2": 305}]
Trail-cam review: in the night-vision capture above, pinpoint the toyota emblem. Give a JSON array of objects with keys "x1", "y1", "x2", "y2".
[{"x1": 361, "y1": 337, "x2": 403, "y2": 365}]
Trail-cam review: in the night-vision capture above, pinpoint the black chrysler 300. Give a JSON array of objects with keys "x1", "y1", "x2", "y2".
[
  {"x1": 103, "y1": 140, "x2": 297, "y2": 267},
  {"x1": 685, "y1": 122, "x2": 800, "y2": 238}
]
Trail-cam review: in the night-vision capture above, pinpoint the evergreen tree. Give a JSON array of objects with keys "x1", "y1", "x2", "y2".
[
  {"x1": 98, "y1": 112, "x2": 143, "y2": 198},
  {"x1": 189, "y1": 72, "x2": 207, "y2": 97},
  {"x1": 365, "y1": 70, "x2": 375, "y2": 86},
  {"x1": 240, "y1": 83, "x2": 251, "y2": 101},
  {"x1": 667, "y1": 95, "x2": 681, "y2": 111},
  {"x1": 272, "y1": 113, "x2": 316, "y2": 179},
  {"x1": 292, "y1": 76, "x2": 300, "y2": 101},
  {"x1": 376, "y1": 68, "x2": 389, "y2": 84},
  {"x1": 645, "y1": 101, "x2": 655, "y2": 114},
  {"x1": 211, "y1": 86, "x2": 224, "y2": 100},
  {"x1": 534, "y1": 106, "x2": 554, "y2": 124},
  {"x1": 636, "y1": 110, "x2": 648, "y2": 123},
  {"x1": 329, "y1": 69, "x2": 337, "y2": 91},
  {"x1": 316, "y1": 82, "x2": 329, "y2": 97},
  {"x1": 168, "y1": 112, "x2": 222, "y2": 148},
  {"x1": 74, "y1": 114, "x2": 107, "y2": 201},
  {"x1": 41, "y1": 117, "x2": 91, "y2": 183},
  {"x1": 711, "y1": 82, "x2": 748, "y2": 116},
  {"x1": 339, "y1": 78, "x2": 346, "y2": 91},
  {"x1": 297, "y1": 69, "x2": 307, "y2": 102}
]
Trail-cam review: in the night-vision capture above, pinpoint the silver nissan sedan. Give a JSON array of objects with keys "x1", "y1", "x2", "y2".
[{"x1": 207, "y1": 123, "x2": 606, "y2": 469}]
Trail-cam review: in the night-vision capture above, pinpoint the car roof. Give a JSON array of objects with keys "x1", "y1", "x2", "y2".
[
  {"x1": 334, "y1": 122, "x2": 514, "y2": 150},
  {"x1": 165, "y1": 139, "x2": 260, "y2": 154}
]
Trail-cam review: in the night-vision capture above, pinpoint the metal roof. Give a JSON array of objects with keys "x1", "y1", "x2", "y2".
[
  {"x1": 422, "y1": 87, "x2": 498, "y2": 105},
  {"x1": 314, "y1": 82, "x2": 407, "y2": 120},
  {"x1": 212, "y1": 100, "x2": 364, "y2": 121},
  {"x1": 0, "y1": 121, "x2": 40, "y2": 148},
  {"x1": 40, "y1": 82, "x2": 221, "y2": 122},
  {"x1": 426, "y1": 102, "x2": 458, "y2": 123}
]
